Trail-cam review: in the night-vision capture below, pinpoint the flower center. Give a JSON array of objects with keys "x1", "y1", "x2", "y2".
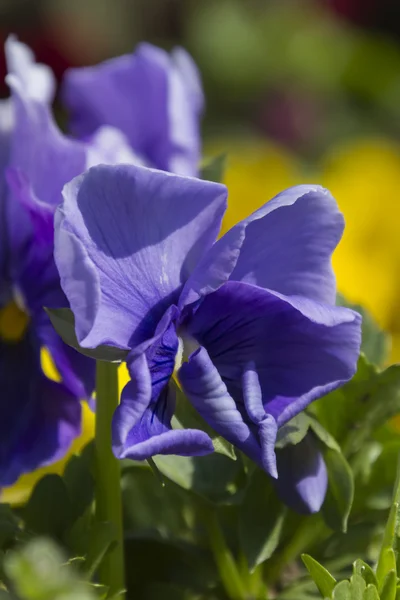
[
  {"x1": 0, "y1": 299, "x2": 29, "y2": 343},
  {"x1": 174, "y1": 331, "x2": 200, "y2": 372}
]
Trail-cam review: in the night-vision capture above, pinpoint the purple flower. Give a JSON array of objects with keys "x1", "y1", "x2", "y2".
[
  {"x1": 0, "y1": 37, "x2": 136, "y2": 485},
  {"x1": 0, "y1": 34, "x2": 55, "y2": 296},
  {"x1": 54, "y1": 163, "x2": 361, "y2": 513},
  {"x1": 62, "y1": 44, "x2": 203, "y2": 176}
]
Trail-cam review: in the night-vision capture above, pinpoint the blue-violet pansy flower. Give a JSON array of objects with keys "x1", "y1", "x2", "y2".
[{"x1": 54, "y1": 163, "x2": 362, "y2": 513}]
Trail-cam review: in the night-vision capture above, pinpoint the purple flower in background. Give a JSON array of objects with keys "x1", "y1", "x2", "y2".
[
  {"x1": 0, "y1": 35, "x2": 55, "y2": 297},
  {"x1": 62, "y1": 44, "x2": 204, "y2": 176},
  {"x1": 0, "y1": 37, "x2": 137, "y2": 485},
  {"x1": 54, "y1": 163, "x2": 361, "y2": 513}
]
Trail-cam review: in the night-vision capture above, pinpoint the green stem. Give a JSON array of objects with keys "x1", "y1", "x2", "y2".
[
  {"x1": 204, "y1": 508, "x2": 247, "y2": 600},
  {"x1": 95, "y1": 360, "x2": 125, "y2": 598},
  {"x1": 264, "y1": 515, "x2": 328, "y2": 586},
  {"x1": 238, "y1": 552, "x2": 267, "y2": 600}
]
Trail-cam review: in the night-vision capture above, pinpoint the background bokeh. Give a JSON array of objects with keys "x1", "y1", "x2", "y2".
[{"x1": 2, "y1": 0, "x2": 400, "y2": 499}]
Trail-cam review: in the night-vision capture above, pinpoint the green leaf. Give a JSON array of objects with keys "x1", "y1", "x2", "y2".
[
  {"x1": 152, "y1": 452, "x2": 241, "y2": 505},
  {"x1": 301, "y1": 554, "x2": 336, "y2": 598},
  {"x1": 23, "y1": 475, "x2": 73, "y2": 538},
  {"x1": 355, "y1": 439, "x2": 400, "y2": 512},
  {"x1": 146, "y1": 457, "x2": 166, "y2": 486},
  {"x1": 65, "y1": 508, "x2": 93, "y2": 559},
  {"x1": 377, "y1": 548, "x2": 397, "y2": 589},
  {"x1": 124, "y1": 537, "x2": 218, "y2": 597},
  {"x1": 308, "y1": 420, "x2": 352, "y2": 534},
  {"x1": 380, "y1": 570, "x2": 397, "y2": 600},
  {"x1": 353, "y1": 559, "x2": 377, "y2": 587},
  {"x1": 336, "y1": 294, "x2": 390, "y2": 366},
  {"x1": 65, "y1": 512, "x2": 117, "y2": 580},
  {"x1": 84, "y1": 521, "x2": 118, "y2": 578},
  {"x1": 363, "y1": 585, "x2": 380, "y2": 600},
  {"x1": 321, "y1": 448, "x2": 354, "y2": 532},
  {"x1": 121, "y1": 466, "x2": 194, "y2": 541},
  {"x1": 345, "y1": 364, "x2": 400, "y2": 455},
  {"x1": 307, "y1": 417, "x2": 341, "y2": 452},
  {"x1": 312, "y1": 355, "x2": 400, "y2": 456},
  {"x1": 200, "y1": 154, "x2": 227, "y2": 183},
  {"x1": 275, "y1": 414, "x2": 311, "y2": 449},
  {"x1": 310, "y1": 355, "x2": 375, "y2": 443},
  {"x1": 0, "y1": 505, "x2": 21, "y2": 549},
  {"x1": 350, "y1": 574, "x2": 366, "y2": 600},
  {"x1": 138, "y1": 582, "x2": 206, "y2": 600},
  {"x1": 45, "y1": 307, "x2": 128, "y2": 362},
  {"x1": 63, "y1": 444, "x2": 95, "y2": 522},
  {"x1": 333, "y1": 580, "x2": 351, "y2": 600},
  {"x1": 376, "y1": 457, "x2": 400, "y2": 584},
  {"x1": 87, "y1": 583, "x2": 110, "y2": 600},
  {"x1": 3, "y1": 538, "x2": 97, "y2": 600},
  {"x1": 173, "y1": 384, "x2": 236, "y2": 460},
  {"x1": 239, "y1": 470, "x2": 287, "y2": 571}
]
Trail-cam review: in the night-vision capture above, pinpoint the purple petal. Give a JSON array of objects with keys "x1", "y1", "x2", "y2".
[
  {"x1": 6, "y1": 168, "x2": 55, "y2": 245},
  {"x1": 171, "y1": 48, "x2": 204, "y2": 115},
  {"x1": 7, "y1": 212, "x2": 96, "y2": 401},
  {"x1": 0, "y1": 182, "x2": 94, "y2": 404},
  {"x1": 0, "y1": 331, "x2": 81, "y2": 486},
  {"x1": 86, "y1": 126, "x2": 145, "y2": 168},
  {"x1": 62, "y1": 43, "x2": 203, "y2": 175},
  {"x1": 5, "y1": 66, "x2": 86, "y2": 256},
  {"x1": 242, "y1": 362, "x2": 266, "y2": 424},
  {"x1": 179, "y1": 225, "x2": 245, "y2": 309},
  {"x1": 55, "y1": 164, "x2": 227, "y2": 350},
  {"x1": 178, "y1": 346, "x2": 263, "y2": 466},
  {"x1": 117, "y1": 384, "x2": 213, "y2": 460},
  {"x1": 0, "y1": 100, "x2": 13, "y2": 295},
  {"x1": 36, "y1": 314, "x2": 95, "y2": 400},
  {"x1": 114, "y1": 308, "x2": 180, "y2": 450},
  {"x1": 112, "y1": 352, "x2": 213, "y2": 461},
  {"x1": 145, "y1": 313, "x2": 179, "y2": 399},
  {"x1": 1, "y1": 36, "x2": 58, "y2": 279},
  {"x1": 54, "y1": 215, "x2": 102, "y2": 348},
  {"x1": 5, "y1": 35, "x2": 55, "y2": 103},
  {"x1": 184, "y1": 281, "x2": 361, "y2": 428},
  {"x1": 112, "y1": 353, "x2": 152, "y2": 452},
  {"x1": 258, "y1": 416, "x2": 278, "y2": 478},
  {"x1": 166, "y1": 47, "x2": 203, "y2": 176},
  {"x1": 228, "y1": 185, "x2": 344, "y2": 305},
  {"x1": 0, "y1": 99, "x2": 12, "y2": 175},
  {"x1": 274, "y1": 434, "x2": 328, "y2": 514},
  {"x1": 3, "y1": 41, "x2": 131, "y2": 280},
  {"x1": 242, "y1": 364, "x2": 278, "y2": 476},
  {"x1": 6, "y1": 73, "x2": 86, "y2": 210}
]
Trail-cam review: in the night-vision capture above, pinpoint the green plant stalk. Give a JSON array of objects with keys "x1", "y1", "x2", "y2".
[
  {"x1": 238, "y1": 552, "x2": 267, "y2": 599},
  {"x1": 204, "y1": 508, "x2": 247, "y2": 600},
  {"x1": 95, "y1": 360, "x2": 125, "y2": 598},
  {"x1": 377, "y1": 454, "x2": 400, "y2": 586},
  {"x1": 264, "y1": 515, "x2": 328, "y2": 585}
]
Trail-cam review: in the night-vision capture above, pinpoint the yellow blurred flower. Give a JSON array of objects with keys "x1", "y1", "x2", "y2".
[
  {"x1": 216, "y1": 139, "x2": 305, "y2": 234},
  {"x1": 322, "y1": 138, "x2": 400, "y2": 353}
]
